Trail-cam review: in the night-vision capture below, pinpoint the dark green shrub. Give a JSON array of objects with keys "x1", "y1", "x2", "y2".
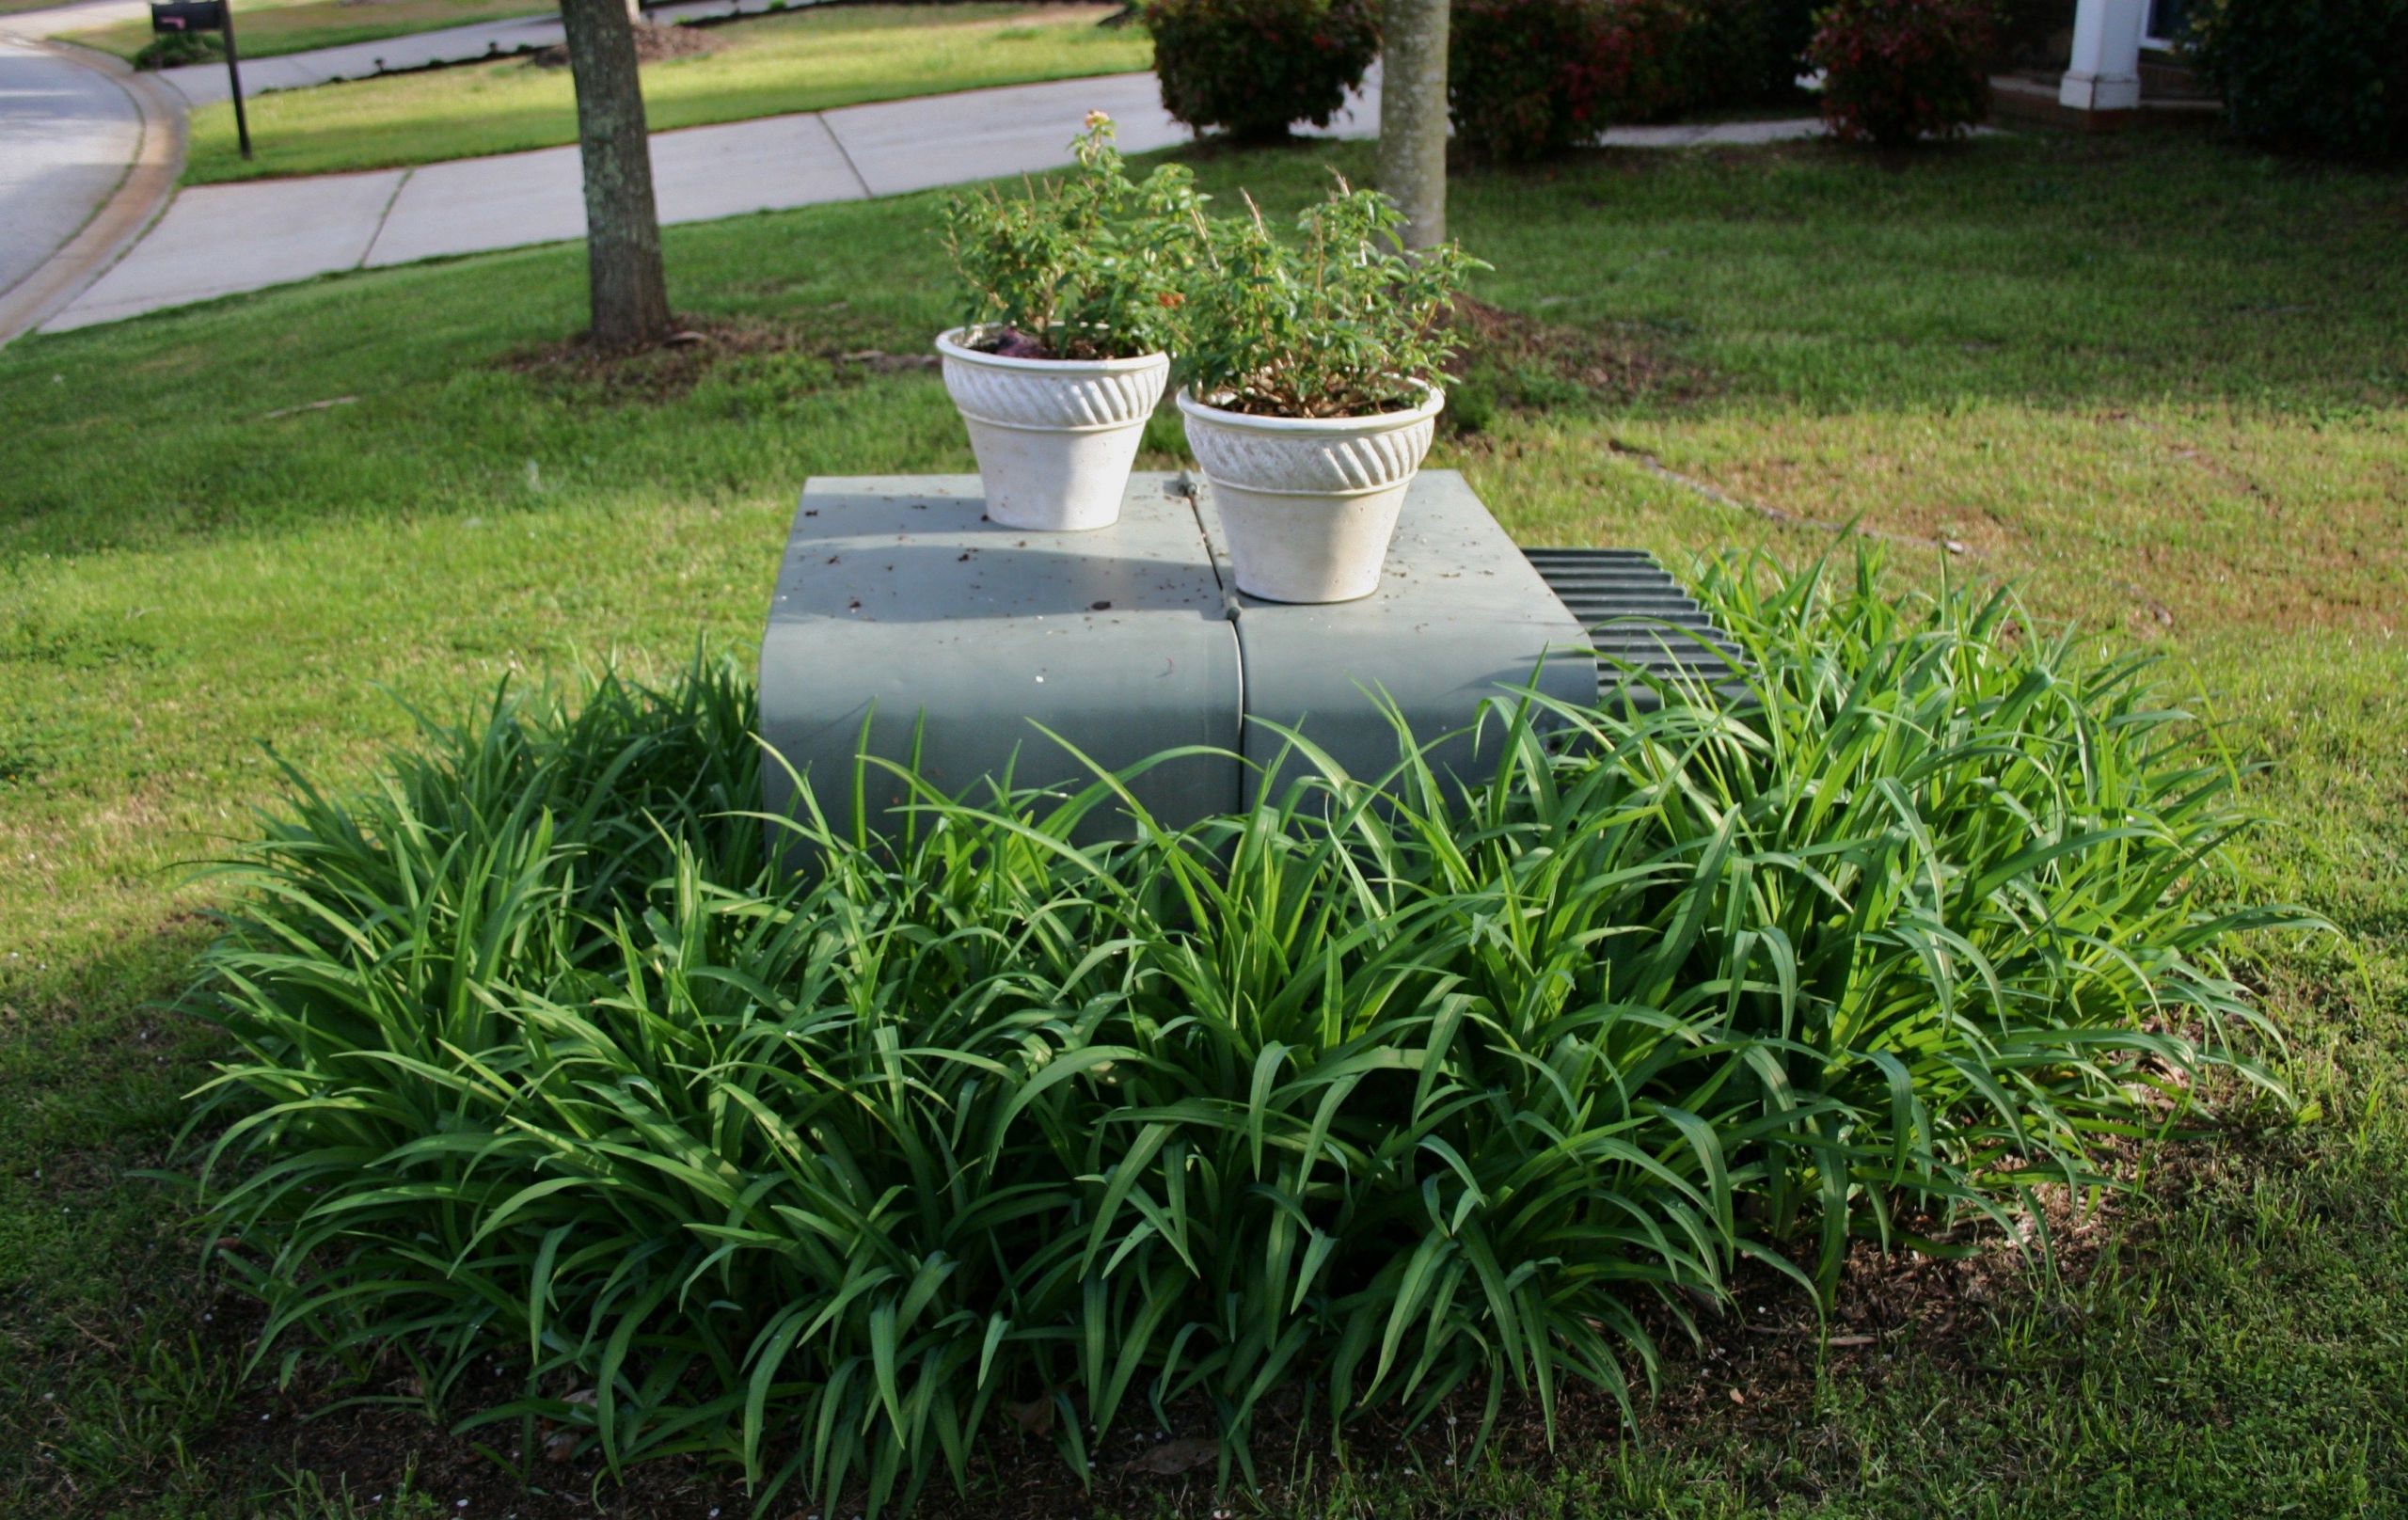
[
  {"x1": 1671, "y1": 0, "x2": 1819, "y2": 109},
  {"x1": 1807, "y1": 0, "x2": 1998, "y2": 145},
  {"x1": 2190, "y1": 0, "x2": 2408, "y2": 163},
  {"x1": 1450, "y1": 0, "x2": 1694, "y2": 161},
  {"x1": 188, "y1": 561, "x2": 2302, "y2": 1514},
  {"x1": 1762, "y1": 0, "x2": 1823, "y2": 87},
  {"x1": 135, "y1": 28, "x2": 223, "y2": 69},
  {"x1": 1142, "y1": 0, "x2": 1380, "y2": 141},
  {"x1": 1988, "y1": 0, "x2": 2073, "y2": 69}
]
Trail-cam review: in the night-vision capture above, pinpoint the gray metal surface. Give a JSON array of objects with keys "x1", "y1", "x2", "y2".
[
  {"x1": 758, "y1": 473, "x2": 1741, "y2": 848},
  {"x1": 1192, "y1": 470, "x2": 1598, "y2": 807},
  {"x1": 758, "y1": 475, "x2": 1243, "y2": 844}
]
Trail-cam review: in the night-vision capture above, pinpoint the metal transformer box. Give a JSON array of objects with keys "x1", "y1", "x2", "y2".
[{"x1": 759, "y1": 471, "x2": 1713, "y2": 844}]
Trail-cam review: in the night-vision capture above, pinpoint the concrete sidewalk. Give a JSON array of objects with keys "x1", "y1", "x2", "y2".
[
  {"x1": 39, "y1": 67, "x2": 1827, "y2": 333},
  {"x1": 41, "y1": 71, "x2": 1243, "y2": 330}
]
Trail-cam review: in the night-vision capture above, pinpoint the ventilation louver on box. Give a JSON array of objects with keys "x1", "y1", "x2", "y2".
[{"x1": 1519, "y1": 547, "x2": 1745, "y2": 700}]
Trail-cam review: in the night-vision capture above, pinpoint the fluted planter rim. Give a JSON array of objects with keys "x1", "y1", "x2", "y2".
[
  {"x1": 937, "y1": 325, "x2": 1169, "y2": 435},
  {"x1": 1177, "y1": 384, "x2": 1447, "y2": 501}
]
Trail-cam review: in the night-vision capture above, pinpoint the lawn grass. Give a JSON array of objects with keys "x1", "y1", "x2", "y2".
[
  {"x1": 1, "y1": 131, "x2": 2404, "y2": 1515},
  {"x1": 60, "y1": 0, "x2": 551, "y2": 64},
  {"x1": 178, "y1": 2, "x2": 1151, "y2": 182}
]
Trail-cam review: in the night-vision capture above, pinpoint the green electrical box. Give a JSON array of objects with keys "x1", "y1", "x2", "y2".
[{"x1": 758, "y1": 471, "x2": 1729, "y2": 844}]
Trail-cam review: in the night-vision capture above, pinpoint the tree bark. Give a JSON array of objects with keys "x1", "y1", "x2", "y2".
[
  {"x1": 1376, "y1": 0, "x2": 1449, "y2": 249},
  {"x1": 558, "y1": 0, "x2": 671, "y2": 346}
]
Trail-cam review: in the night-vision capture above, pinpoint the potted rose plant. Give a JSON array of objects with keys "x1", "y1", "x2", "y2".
[
  {"x1": 937, "y1": 114, "x2": 1206, "y2": 531},
  {"x1": 1175, "y1": 182, "x2": 1483, "y2": 602}
]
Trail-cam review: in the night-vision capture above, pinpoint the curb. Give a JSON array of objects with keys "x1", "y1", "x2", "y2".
[{"x1": 0, "y1": 39, "x2": 187, "y2": 346}]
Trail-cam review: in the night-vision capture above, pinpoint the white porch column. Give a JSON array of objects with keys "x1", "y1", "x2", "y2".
[{"x1": 2059, "y1": 0, "x2": 2146, "y2": 111}]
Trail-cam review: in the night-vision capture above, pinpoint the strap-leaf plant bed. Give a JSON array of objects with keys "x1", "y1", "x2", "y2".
[{"x1": 185, "y1": 547, "x2": 2308, "y2": 1516}]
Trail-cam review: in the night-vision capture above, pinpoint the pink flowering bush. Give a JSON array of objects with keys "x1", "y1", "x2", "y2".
[
  {"x1": 1450, "y1": 0, "x2": 1693, "y2": 162},
  {"x1": 1808, "y1": 0, "x2": 1998, "y2": 147}
]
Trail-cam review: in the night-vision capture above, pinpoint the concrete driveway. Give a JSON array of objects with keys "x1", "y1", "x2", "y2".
[{"x1": 0, "y1": 33, "x2": 142, "y2": 298}]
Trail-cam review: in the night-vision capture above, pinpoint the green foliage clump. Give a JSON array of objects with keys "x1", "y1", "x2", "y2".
[
  {"x1": 1142, "y1": 0, "x2": 1382, "y2": 142},
  {"x1": 1988, "y1": 0, "x2": 2075, "y2": 70},
  {"x1": 1807, "y1": 0, "x2": 1999, "y2": 146},
  {"x1": 1671, "y1": 0, "x2": 1807, "y2": 110},
  {"x1": 939, "y1": 114, "x2": 1208, "y2": 360},
  {"x1": 2189, "y1": 0, "x2": 2408, "y2": 163},
  {"x1": 1177, "y1": 182, "x2": 1484, "y2": 417},
  {"x1": 186, "y1": 557, "x2": 2302, "y2": 1516},
  {"x1": 135, "y1": 27, "x2": 222, "y2": 69},
  {"x1": 1758, "y1": 0, "x2": 1826, "y2": 89}
]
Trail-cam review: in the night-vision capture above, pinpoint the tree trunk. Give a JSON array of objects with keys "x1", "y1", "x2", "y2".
[
  {"x1": 1376, "y1": 0, "x2": 1449, "y2": 249},
  {"x1": 558, "y1": 0, "x2": 671, "y2": 346}
]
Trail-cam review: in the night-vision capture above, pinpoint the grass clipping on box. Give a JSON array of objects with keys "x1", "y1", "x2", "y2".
[{"x1": 182, "y1": 549, "x2": 2309, "y2": 1512}]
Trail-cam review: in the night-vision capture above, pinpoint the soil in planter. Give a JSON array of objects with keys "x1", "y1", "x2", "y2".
[
  {"x1": 974, "y1": 327, "x2": 1056, "y2": 359},
  {"x1": 966, "y1": 326, "x2": 1137, "y2": 362}
]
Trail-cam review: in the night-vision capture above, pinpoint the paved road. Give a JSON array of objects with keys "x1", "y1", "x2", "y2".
[
  {"x1": 0, "y1": 33, "x2": 143, "y2": 302},
  {"x1": 2, "y1": 0, "x2": 822, "y2": 103},
  {"x1": 158, "y1": 0, "x2": 814, "y2": 103}
]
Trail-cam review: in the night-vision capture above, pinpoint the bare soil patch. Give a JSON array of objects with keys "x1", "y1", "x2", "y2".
[
  {"x1": 502, "y1": 315, "x2": 935, "y2": 403},
  {"x1": 1441, "y1": 296, "x2": 1709, "y2": 433},
  {"x1": 530, "y1": 20, "x2": 715, "y2": 67}
]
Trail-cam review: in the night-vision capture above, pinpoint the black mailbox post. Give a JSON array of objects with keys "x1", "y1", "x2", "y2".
[{"x1": 150, "y1": 0, "x2": 250, "y2": 160}]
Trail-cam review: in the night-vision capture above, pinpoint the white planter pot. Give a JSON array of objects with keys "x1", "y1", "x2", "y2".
[
  {"x1": 1177, "y1": 386, "x2": 1446, "y2": 604},
  {"x1": 936, "y1": 327, "x2": 1169, "y2": 531}
]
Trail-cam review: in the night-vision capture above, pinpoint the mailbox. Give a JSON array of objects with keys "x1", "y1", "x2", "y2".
[{"x1": 150, "y1": 0, "x2": 225, "y2": 29}]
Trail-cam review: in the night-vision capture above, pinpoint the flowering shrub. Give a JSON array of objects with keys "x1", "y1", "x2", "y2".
[
  {"x1": 2190, "y1": 0, "x2": 2408, "y2": 163},
  {"x1": 940, "y1": 115, "x2": 1206, "y2": 360},
  {"x1": 1179, "y1": 181, "x2": 1483, "y2": 416},
  {"x1": 1449, "y1": 0, "x2": 1693, "y2": 162},
  {"x1": 1143, "y1": 0, "x2": 1380, "y2": 142},
  {"x1": 1808, "y1": 0, "x2": 1998, "y2": 147}
]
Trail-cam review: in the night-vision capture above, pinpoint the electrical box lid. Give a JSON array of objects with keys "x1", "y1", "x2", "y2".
[{"x1": 759, "y1": 471, "x2": 1696, "y2": 845}]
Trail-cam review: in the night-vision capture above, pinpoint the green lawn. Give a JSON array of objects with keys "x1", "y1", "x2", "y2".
[
  {"x1": 2, "y1": 132, "x2": 2404, "y2": 1516},
  {"x1": 61, "y1": 0, "x2": 551, "y2": 64},
  {"x1": 179, "y1": 2, "x2": 1150, "y2": 182}
]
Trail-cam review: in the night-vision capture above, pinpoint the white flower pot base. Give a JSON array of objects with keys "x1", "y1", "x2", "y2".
[
  {"x1": 937, "y1": 327, "x2": 1168, "y2": 532},
  {"x1": 1177, "y1": 387, "x2": 1446, "y2": 603}
]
